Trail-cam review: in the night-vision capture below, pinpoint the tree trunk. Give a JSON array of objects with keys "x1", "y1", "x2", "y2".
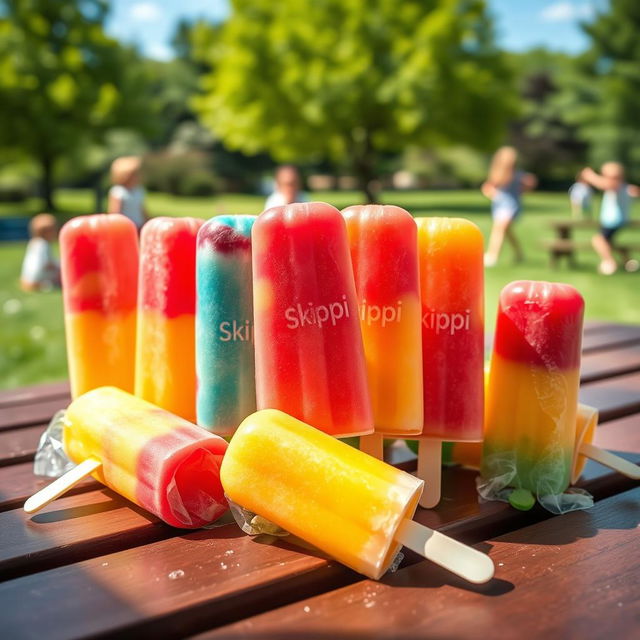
[
  {"x1": 352, "y1": 129, "x2": 379, "y2": 204},
  {"x1": 40, "y1": 154, "x2": 56, "y2": 212}
]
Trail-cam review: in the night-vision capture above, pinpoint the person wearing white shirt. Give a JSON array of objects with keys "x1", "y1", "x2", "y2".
[
  {"x1": 20, "y1": 214, "x2": 60, "y2": 291},
  {"x1": 107, "y1": 156, "x2": 148, "y2": 229},
  {"x1": 265, "y1": 165, "x2": 308, "y2": 209}
]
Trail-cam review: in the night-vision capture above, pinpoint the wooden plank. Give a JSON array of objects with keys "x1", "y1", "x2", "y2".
[
  {"x1": 206, "y1": 487, "x2": 640, "y2": 640},
  {"x1": 580, "y1": 343, "x2": 640, "y2": 383},
  {"x1": 580, "y1": 371, "x2": 640, "y2": 421},
  {"x1": 0, "y1": 414, "x2": 636, "y2": 639},
  {"x1": 0, "y1": 489, "x2": 175, "y2": 581},
  {"x1": 0, "y1": 380, "x2": 69, "y2": 408},
  {"x1": 0, "y1": 397, "x2": 67, "y2": 431},
  {"x1": 0, "y1": 424, "x2": 46, "y2": 466},
  {"x1": 581, "y1": 324, "x2": 640, "y2": 354},
  {"x1": 0, "y1": 461, "x2": 96, "y2": 513}
]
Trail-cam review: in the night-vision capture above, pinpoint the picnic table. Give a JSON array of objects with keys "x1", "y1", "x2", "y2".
[
  {"x1": 545, "y1": 219, "x2": 640, "y2": 268},
  {"x1": 1, "y1": 321, "x2": 639, "y2": 639}
]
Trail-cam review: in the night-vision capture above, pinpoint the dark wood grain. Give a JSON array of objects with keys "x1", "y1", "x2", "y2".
[
  {"x1": 580, "y1": 343, "x2": 640, "y2": 383},
  {"x1": 0, "y1": 461, "x2": 97, "y2": 512},
  {"x1": 0, "y1": 489, "x2": 175, "y2": 580},
  {"x1": 0, "y1": 397, "x2": 68, "y2": 431},
  {"x1": 0, "y1": 424, "x2": 45, "y2": 466},
  {"x1": 579, "y1": 371, "x2": 640, "y2": 421},
  {"x1": 0, "y1": 380, "x2": 69, "y2": 408},
  {"x1": 205, "y1": 487, "x2": 640, "y2": 640},
  {"x1": 581, "y1": 324, "x2": 640, "y2": 353}
]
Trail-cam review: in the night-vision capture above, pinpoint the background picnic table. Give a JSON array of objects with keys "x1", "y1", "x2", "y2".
[{"x1": 1, "y1": 322, "x2": 639, "y2": 639}]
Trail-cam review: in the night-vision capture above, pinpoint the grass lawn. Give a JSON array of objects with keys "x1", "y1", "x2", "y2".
[{"x1": 1, "y1": 188, "x2": 639, "y2": 390}]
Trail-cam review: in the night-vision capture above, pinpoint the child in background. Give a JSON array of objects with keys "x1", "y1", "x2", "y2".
[
  {"x1": 568, "y1": 174, "x2": 593, "y2": 219},
  {"x1": 581, "y1": 162, "x2": 640, "y2": 275},
  {"x1": 20, "y1": 214, "x2": 60, "y2": 291},
  {"x1": 265, "y1": 165, "x2": 308, "y2": 209},
  {"x1": 108, "y1": 156, "x2": 148, "y2": 230},
  {"x1": 482, "y1": 146, "x2": 537, "y2": 267}
]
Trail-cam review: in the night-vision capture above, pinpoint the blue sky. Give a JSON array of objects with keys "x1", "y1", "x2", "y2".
[{"x1": 105, "y1": 0, "x2": 608, "y2": 61}]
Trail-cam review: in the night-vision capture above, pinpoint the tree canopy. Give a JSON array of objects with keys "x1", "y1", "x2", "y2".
[
  {"x1": 194, "y1": 0, "x2": 516, "y2": 201},
  {"x1": 0, "y1": 0, "x2": 156, "y2": 209}
]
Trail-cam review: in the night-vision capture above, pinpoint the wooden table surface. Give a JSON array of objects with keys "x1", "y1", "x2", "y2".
[{"x1": 1, "y1": 321, "x2": 639, "y2": 640}]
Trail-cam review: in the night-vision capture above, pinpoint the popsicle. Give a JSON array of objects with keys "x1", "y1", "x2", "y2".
[
  {"x1": 481, "y1": 281, "x2": 583, "y2": 503},
  {"x1": 415, "y1": 217, "x2": 484, "y2": 507},
  {"x1": 136, "y1": 217, "x2": 203, "y2": 422},
  {"x1": 60, "y1": 214, "x2": 138, "y2": 398},
  {"x1": 24, "y1": 387, "x2": 228, "y2": 528},
  {"x1": 342, "y1": 205, "x2": 423, "y2": 458},
  {"x1": 221, "y1": 409, "x2": 494, "y2": 583},
  {"x1": 252, "y1": 202, "x2": 373, "y2": 437},
  {"x1": 196, "y1": 215, "x2": 257, "y2": 434}
]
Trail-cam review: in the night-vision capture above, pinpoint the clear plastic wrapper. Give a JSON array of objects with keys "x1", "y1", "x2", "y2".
[{"x1": 33, "y1": 410, "x2": 75, "y2": 478}]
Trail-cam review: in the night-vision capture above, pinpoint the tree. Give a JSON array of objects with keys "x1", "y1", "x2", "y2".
[
  {"x1": 557, "y1": 0, "x2": 640, "y2": 178},
  {"x1": 0, "y1": 0, "x2": 156, "y2": 210},
  {"x1": 194, "y1": 0, "x2": 515, "y2": 202}
]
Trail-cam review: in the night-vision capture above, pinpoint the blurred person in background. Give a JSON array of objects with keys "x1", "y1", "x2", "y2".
[
  {"x1": 265, "y1": 165, "x2": 308, "y2": 209},
  {"x1": 568, "y1": 172, "x2": 593, "y2": 220},
  {"x1": 20, "y1": 214, "x2": 60, "y2": 292},
  {"x1": 482, "y1": 146, "x2": 537, "y2": 267},
  {"x1": 581, "y1": 162, "x2": 640, "y2": 275},
  {"x1": 108, "y1": 156, "x2": 148, "y2": 229}
]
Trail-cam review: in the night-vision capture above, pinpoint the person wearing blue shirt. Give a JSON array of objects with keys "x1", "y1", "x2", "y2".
[{"x1": 582, "y1": 163, "x2": 640, "y2": 275}]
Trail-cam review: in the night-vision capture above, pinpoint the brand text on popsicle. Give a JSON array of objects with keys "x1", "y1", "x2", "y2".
[
  {"x1": 218, "y1": 320, "x2": 253, "y2": 342},
  {"x1": 359, "y1": 300, "x2": 403, "y2": 327},
  {"x1": 284, "y1": 296, "x2": 351, "y2": 329},
  {"x1": 422, "y1": 309, "x2": 471, "y2": 335}
]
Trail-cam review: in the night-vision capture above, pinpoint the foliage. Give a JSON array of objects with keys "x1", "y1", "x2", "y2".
[
  {"x1": 143, "y1": 151, "x2": 219, "y2": 196},
  {"x1": 557, "y1": 0, "x2": 640, "y2": 179},
  {"x1": 193, "y1": 0, "x2": 516, "y2": 201},
  {"x1": 0, "y1": 0, "x2": 158, "y2": 209}
]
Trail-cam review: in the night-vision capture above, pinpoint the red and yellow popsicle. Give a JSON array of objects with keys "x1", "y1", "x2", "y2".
[
  {"x1": 342, "y1": 205, "x2": 423, "y2": 446},
  {"x1": 60, "y1": 214, "x2": 138, "y2": 398},
  {"x1": 135, "y1": 217, "x2": 203, "y2": 421}
]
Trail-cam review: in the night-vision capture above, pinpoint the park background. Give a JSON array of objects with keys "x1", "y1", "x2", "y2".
[{"x1": 1, "y1": 0, "x2": 639, "y2": 389}]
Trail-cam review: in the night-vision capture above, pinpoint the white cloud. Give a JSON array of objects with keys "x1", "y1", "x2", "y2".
[
  {"x1": 146, "y1": 42, "x2": 174, "y2": 61},
  {"x1": 540, "y1": 1, "x2": 594, "y2": 23},
  {"x1": 130, "y1": 2, "x2": 162, "y2": 22}
]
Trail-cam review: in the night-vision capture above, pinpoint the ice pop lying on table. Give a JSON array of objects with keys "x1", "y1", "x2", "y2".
[
  {"x1": 252, "y1": 202, "x2": 373, "y2": 437},
  {"x1": 342, "y1": 205, "x2": 423, "y2": 458},
  {"x1": 196, "y1": 215, "x2": 257, "y2": 435},
  {"x1": 60, "y1": 213, "x2": 139, "y2": 397},
  {"x1": 25, "y1": 387, "x2": 228, "y2": 528},
  {"x1": 221, "y1": 409, "x2": 494, "y2": 584},
  {"x1": 136, "y1": 217, "x2": 203, "y2": 422},
  {"x1": 414, "y1": 217, "x2": 484, "y2": 508}
]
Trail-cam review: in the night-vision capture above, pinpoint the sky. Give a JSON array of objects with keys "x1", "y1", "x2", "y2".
[{"x1": 105, "y1": 0, "x2": 609, "y2": 62}]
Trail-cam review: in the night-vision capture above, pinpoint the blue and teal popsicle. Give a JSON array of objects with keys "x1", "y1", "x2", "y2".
[{"x1": 196, "y1": 215, "x2": 257, "y2": 434}]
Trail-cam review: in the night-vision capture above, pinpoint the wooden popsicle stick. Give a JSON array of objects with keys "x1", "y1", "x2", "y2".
[
  {"x1": 359, "y1": 433, "x2": 384, "y2": 459},
  {"x1": 395, "y1": 518, "x2": 494, "y2": 584},
  {"x1": 417, "y1": 439, "x2": 442, "y2": 508},
  {"x1": 579, "y1": 442, "x2": 640, "y2": 480},
  {"x1": 24, "y1": 458, "x2": 102, "y2": 514}
]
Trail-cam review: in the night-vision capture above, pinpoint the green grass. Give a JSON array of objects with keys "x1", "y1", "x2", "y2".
[{"x1": 1, "y1": 188, "x2": 639, "y2": 390}]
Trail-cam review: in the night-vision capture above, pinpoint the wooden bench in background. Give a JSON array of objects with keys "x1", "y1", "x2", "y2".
[{"x1": 544, "y1": 219, "x2": 640, "y2": 268}]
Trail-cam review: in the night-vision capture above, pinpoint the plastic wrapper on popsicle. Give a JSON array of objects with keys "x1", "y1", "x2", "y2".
[
  {"x1": 252, "y1": 202, "x2": 373, "y2": 437},
  {"x1": 26, "y1": 387, "x2": 229, "y2": 529},
  {"x1": 221, "y1": 409, "x2": 494, "y2": 584},
  {"x1": 479, "y1": 281, "x2": 590, "y2": 514},
  {"x1": 136, "y1": 217, "x2": 203, "y2": 422},
  {"x1": 342, "y1": 205, "x2": 423, "y2": 458},
  {"x1": 60, "y1": 214, "x2": 139, "y2": 397},
  {"x1": 196, "y1": 215, "x2": 257, "y2": 435}
]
